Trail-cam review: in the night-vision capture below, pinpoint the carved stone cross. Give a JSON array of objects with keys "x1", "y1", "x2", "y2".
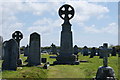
[
  {"x1": 12, "y1": 31, "x2": 23, "y2": 47},
  {"x1": 59, "y1": 4, "x2": 74, "y2": 22},
  {"x1": 101, "y1": 43, "x2": 111, "y2": 67}
]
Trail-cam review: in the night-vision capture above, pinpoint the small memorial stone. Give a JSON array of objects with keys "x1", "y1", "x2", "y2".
[
  {"x1": 82, "y1": 46, "x2": 89, "y2": 56},
  {"x1": 41, "y1": 58, "x2": 47, "y2": 63},
  {"x1": 74, "y1": 45, "x2": 79, "y2": 55},
  {"x1": 24, "y1": 45, "x2": 29, "y2": 56},
  {"x1": 89, "y1": 47, "x2": 96, "y2": 58},
  {"x1": 51, "y1": 43, "x2": 57, "y2": 54}
]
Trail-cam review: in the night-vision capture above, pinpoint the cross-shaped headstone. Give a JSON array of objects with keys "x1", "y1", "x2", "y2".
[
  {"x1": 100, "y1": 43, "x2": 111, "y2": 67},
  {"x1": 59, "y1": 4, "x2": 74, "y2": 21},
  {"x1": 12, "y1": 31, "x2": 23, "y2": 47}
]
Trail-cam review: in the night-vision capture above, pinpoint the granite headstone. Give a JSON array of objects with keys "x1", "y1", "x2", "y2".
[
  {"x1": 28, "y1": 32, "x2": 41, "y2": 66},
  {"x1": 2, "y1": 39, "x2": 18, "y2": 71}
]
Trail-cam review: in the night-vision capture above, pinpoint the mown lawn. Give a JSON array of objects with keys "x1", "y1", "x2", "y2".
[{"x1": 1, "y1": 53, "x2": 119, "y2": 79}]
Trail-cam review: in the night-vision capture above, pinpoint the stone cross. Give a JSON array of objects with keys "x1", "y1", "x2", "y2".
[
  {"x1": 59, "y1": 4, "x2": 74, "y2": 21},
  {"x1": 12, "y1": 31, "x2": 23, "y2": 47},
  {"x1": 54, "y1": 4, "x2": 79, "y2": 65},
  {"x1": 12, "y1": 31, "x2": 23, "y2": 66},
  {"x1": 96, "y1": 43, "x2": 115, "y2": 79},
  {"x1": 59, "y1": 4, "x2": 74, "y2": 55},
  {"x1": 100, "y1": 43, "x2": 111, "y2": 67}
]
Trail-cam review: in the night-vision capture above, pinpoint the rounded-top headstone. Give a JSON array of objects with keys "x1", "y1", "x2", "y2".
[
  {"x1": 28, "y1": 32, "x2": 41, "y2": 66},
  {"x1": 103, "y1": 43, "x2": 108, "y2": 48},
  {"x1": 30, "y1": 32, "x2": 40, "y2": 42},
  {"x1": 59, "y1": 4, "x2": 75, "y2": 20}
]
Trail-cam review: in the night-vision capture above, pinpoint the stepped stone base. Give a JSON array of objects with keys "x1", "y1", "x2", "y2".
[{"x1": 53, "y1": 55, "x2": 79, "y2": 65}]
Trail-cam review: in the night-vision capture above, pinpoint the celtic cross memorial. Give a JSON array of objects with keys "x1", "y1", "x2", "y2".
[{"x1": 54, "y1": 4, "x2": 79, "y2": 65}]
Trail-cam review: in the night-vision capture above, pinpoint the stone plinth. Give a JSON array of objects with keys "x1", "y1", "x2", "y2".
[{"x1": 95, "y1": 66, "x2": 115, "y2": 80}]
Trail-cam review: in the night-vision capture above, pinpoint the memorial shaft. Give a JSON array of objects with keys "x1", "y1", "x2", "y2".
[{"x1": 60, "y1": 21, "x2": 73, "y2": 55}]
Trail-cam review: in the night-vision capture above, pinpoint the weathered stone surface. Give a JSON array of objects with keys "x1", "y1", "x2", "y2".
[
  {"x1": 28, "y1": 32, "x2": 41, "y2": 66},
  {"x1": 2, "y1": 39, "x2": 18, "y2": 71}
]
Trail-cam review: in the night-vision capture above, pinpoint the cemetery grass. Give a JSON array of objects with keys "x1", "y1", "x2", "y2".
[{"x1": 1, "y1": 53, "x2": 118, "y2": 79}]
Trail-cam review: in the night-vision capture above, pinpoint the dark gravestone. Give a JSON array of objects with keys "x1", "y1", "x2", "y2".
[
  {"x1": 96, "y1": 48, "x2": 100, "y2": 56},
  {"x1": 95, "y1": 43, "x2": 115, "y2": 80},
  {"x1": 24, "y1": 45, "x2": 29, "y2": 56},
  {"x1": 41, "y1": 58, "x2": 47, "y2": 63},
  {"x1": 43, "y1": 64, "x2": 48, "y2": 69},
  {"x1": 28, "y1": 32, "x2": 41, "y2": 66},
  {"x1": 43, "y1": 62, "x2": 50, "y2": 69},
  {"x1": 99, "y1": 43, "x2": 111, "y2": 58},
  {"x1": 12, "y1": 31, "x2": 23, "y2": 66},
  {"x1": 74, "y1": 45, "x2": 79, "y2": 61},
  {"x1": 82, "y1": 46, "x2": 89, "y2": 56},
  {"x1": 51, "y1": 43, "x2": 57, "y2": 54},
  {"x1": 89, "y1": 47, "x2": 96, "y2": 58},
  {"x1": 99, "y1": 46, "x2": 104, "y2": 58},
  {"x1": 2, "y1": 39, "x2": 18, "y2": 71},
  {"x1": 54, "y1": 4, "x2": 79, "y2": 65},
  {"x1": 74, "y1": 45, "x2": 79, "y2": 55},
  {"x1": 118, "y1": 48, "x2": 120, "y2": 57},
  {"x1": 111, "y1": 47, "x2": 116, "y2": 56}
]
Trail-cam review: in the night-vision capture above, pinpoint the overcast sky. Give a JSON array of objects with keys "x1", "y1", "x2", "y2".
[{"x1": 0, "y1": 0, "x2": 119, "y2": 47}]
